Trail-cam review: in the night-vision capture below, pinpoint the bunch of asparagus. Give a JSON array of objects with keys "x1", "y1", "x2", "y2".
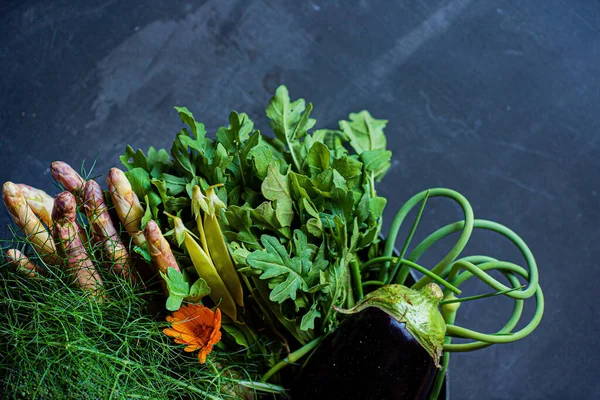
[{"x1": 1, "y1": 162, "x2": 176, "y2": 296}]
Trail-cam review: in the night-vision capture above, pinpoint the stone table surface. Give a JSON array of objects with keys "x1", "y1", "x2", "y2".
[{"x1": 1, "y1": 1, "x2": 599, "y2": 399}]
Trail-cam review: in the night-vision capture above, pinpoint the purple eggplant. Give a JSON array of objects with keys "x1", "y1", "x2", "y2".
[{"x1": 293, "y1": 284, "x2": 446, "y2": 400}]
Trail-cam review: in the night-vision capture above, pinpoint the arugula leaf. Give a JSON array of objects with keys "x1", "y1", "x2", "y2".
[
  {"x1": 305, "y1": 141, "x2": 331, "y2": 178},
  {"x1": 152, "y1": 179, "x2": 190, "y2": 214},
  {"x1": 141, "y1": 195, "x2": 154, "y2": 229},
  {"x1": 175, "y1": 106, "x2": 206, "y2": 147},
  {"x1": 261, "y1": 163, "x2": 294, "y2": 227},
  {"x1": 120, "y1": 145, "x2": 149, "y2": 171},
  {"x1": 246, "y1": 234, "x2": 309, "y2": 303},
  {"x1": 223, "y1": 206, "x2": 261, "y2": 250},
  {"x1": 120, "y1": 145, "x2": 171, "y2": 180},
  {"x1": 300, "y1": 302, "x2": 321, "y2": 331},
  {"x1": 302, "y1": 198, "x2": 323, "y2": 237},
  {"x1": 247, "y1": 145, "x2": 272, "y2": 180},
  {"x1": 313, "y1": 129, "x2": 348, "y2": 159},
  {"x1": 147, "y1": 146, "x2": 171, "y2": 166},
  {"x1": 216, "y1": 111, "x2": 253, "y2": 150},
  {"x1": 361, "y1": 150, "x2": 392, "y2": 182},
  {"x1": 126, "y1": 169, "x2": 162, "y2": 222},
  {"x1": 125, "y1": 168, "x2": 152, "y2": 197},
  {"x1": 339, "y1": 110, "x2": 388, "y2": 153},
  {"x1": 216, "y1": 112, "x2": 252, "y2": 184},
  {"x1": 266, "y1": 85, "x2": 316, "y2": 172},
  {"x1": 160, "y1": 173, "x2": 188, "y2": 196},
  {"x1": 133, "y1": 244, "x2": 152, "y2": 263},
  {"x1": 221, "y1": 323, "x2": 250, "y2": 348},
  {"x1": 171, "y1": 133, "x2": 197, "y2": 178},
  {"x1": 369, "y1": 196, "x2": 387, "y2": 220},
  {"x1": 332, "y1": 155, "x2": 363, "y2": 186},
  {"x1": 250, "y1": 201, "x2": 291, "y2": 239},
  {"x1": 266, "y1": 86, "x2": 315, "y2": 142}
]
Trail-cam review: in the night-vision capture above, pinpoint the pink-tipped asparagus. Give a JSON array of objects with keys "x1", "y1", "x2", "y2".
[
  {"x1": 82, "y1": 180, "x2": 138, "y2": 282},
  {"x1": 17, "y1": 184, "x2": 55, "y2": 227},
  {"x1": 144, "y1": 220, "x2": 180, "y2": 275},
  {"x1": 106, "y1": 168, "x2": 146, "y2": 248},
  {"x1": 6, "y1": 249, "x2": 45, "y2": 277},
  {"x1": 51, "y1": 161, "x2": 86, "y2": 198},
  {"x1": 52, "y1": 191, "x2": 104, "y2": 295},
  {"x1": 2, "y1": 182, "x2": 58, "y2": 265}
]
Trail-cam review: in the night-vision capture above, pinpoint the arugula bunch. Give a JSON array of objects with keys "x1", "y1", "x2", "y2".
[{"x1": 120, "y1": 85, "x2": 391, "y2": 346}]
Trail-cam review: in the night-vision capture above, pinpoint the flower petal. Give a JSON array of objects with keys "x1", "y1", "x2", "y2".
[
  {"x1": 198, "y1": 348, "x2": 208, "y2": 363},
  {"x1": 163, "y1": 303, "x2": 223, "y2": 365},
  {"x1": 184, "y1": 344, "x2": 200, "y2": 352}
]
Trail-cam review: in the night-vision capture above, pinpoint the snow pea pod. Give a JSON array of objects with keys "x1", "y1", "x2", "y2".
[
  {"x1": 203, "y1": 211, "x2": 244, "y2": 306},
  {"x1": 183, "y1": 224, "x2": 237, "y2": 321}
]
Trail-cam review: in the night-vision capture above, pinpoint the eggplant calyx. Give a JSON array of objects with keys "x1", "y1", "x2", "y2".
[{"x1": 335, "y1": 283, "x2": 446, "y2": 367}]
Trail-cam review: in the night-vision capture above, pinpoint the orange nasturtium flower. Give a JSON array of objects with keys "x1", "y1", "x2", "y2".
[{"x1": 163, "y1": 303, "x2": 222, "y2": 363}]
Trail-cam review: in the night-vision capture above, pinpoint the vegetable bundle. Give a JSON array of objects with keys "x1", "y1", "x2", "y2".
[{"x1": 0, "y1": 86, "x2": 543, "y2": 399}]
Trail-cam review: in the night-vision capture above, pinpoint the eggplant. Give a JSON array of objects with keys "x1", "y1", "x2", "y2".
[{"x1": 293, "y1": 284, "x2": 446, "y2": 400}]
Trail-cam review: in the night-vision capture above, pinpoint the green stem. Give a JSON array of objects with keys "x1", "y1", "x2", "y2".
[
  {"x1": 381, "y1": 189, "x2": 474, "y2": 286},
  {"x1": 285, "y1": 136, "x2": 302, "y2": 173},
  {"x1": 443, "y1": 261, "x2": 529, "y2": 351},
  {"x1": 350, "y1": 258, "x2": 363, "y2": 301},
  {"x1": 362, "y1": 280, "x2": 387, "y2": 287},
  {"x1": 207, "y1": 359, "x2": 220, "y2": 376},
  {"x1": 429, "y1": 268, "x2": 460, "y2": 400},
  {"x1": 360, "y1": 257, "x2": 462, "y2": 295},
  {"x1": 429, "y1": 311, "x2": 455, "y2": 400},
  {"x1": 409, "y1": 220, "x2": 539, "y2": 296},
  {"x1": 439, "y1": 285, "x2": 525, "y2": 305},
  {"x1": 389, "y1": 190, "x2": 429, "y2": 284},
  {"x1": 261, "y1": 337, "x2": 323, "y2": 382},
  {"x1": 397, "y1": 259, "x2": 461, "y2": 295},
  {"x1": 42, "y1": 342, "x2": 222, "y2": 400},
  {"x1": 361, "y1": 256, "x2": 397, "y2": 271},
  {"x1": 445, "y1": 284, "x2": 544, "y2": 347}
]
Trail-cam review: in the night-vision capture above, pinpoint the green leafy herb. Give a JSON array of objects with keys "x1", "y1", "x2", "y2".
[
  {"x1": 119, "y1": 84, "x2": 392, "y2": 348},
  {"x1": 160, "y1": 267, "x2": 210, "y2": 311}
]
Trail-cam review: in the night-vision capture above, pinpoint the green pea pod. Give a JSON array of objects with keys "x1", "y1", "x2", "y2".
[
  {"x1": 204, "y1": 212, "x2": 244, "y2": 307},
  {"x1": 184, "y1": 229, "x2": 237, "y2": 321}
]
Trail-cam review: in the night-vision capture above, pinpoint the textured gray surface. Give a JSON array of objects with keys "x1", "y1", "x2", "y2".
[{"x1": 1, "y1": 0, "x2": 599, "y2": 398}]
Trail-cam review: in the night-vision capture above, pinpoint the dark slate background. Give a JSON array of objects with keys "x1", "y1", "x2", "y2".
[{"x1": 1, "y1": 1, "x2": 598, "y2": 399}]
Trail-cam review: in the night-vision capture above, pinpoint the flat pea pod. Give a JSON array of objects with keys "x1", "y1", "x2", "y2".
[
  {"x1": 184, "y1": 230, "x2": 237, "y2": 321},
  {"x1": 204, "y1": 212, "x2": 244, "y2": 307}
]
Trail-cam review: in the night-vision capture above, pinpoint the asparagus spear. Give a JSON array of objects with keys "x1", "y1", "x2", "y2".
[
  {"x1": 6, "y1": 249, "x2": 45, "y2": 277},
  {"x1": 145, "y1": 220, "x2": 180, "y2": 275},
  {"x1": 17, "y1": 184, "x2": 55, "y2": 228},
  {"x1": 106, "y1": 168, "x2": 146, "y2": 248},
  {"x1": 82, "y1": 180, "x2": 137, "y2": 282},
  {"x1": 2, "y1": 182, "x2": 58, "y2": 265},
  {"x1": 51, "y1": 161, "x2": 86, "y2": 198},
  {"x1": 52, "y1": 191, "x2": 104, "y2": 295}
]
